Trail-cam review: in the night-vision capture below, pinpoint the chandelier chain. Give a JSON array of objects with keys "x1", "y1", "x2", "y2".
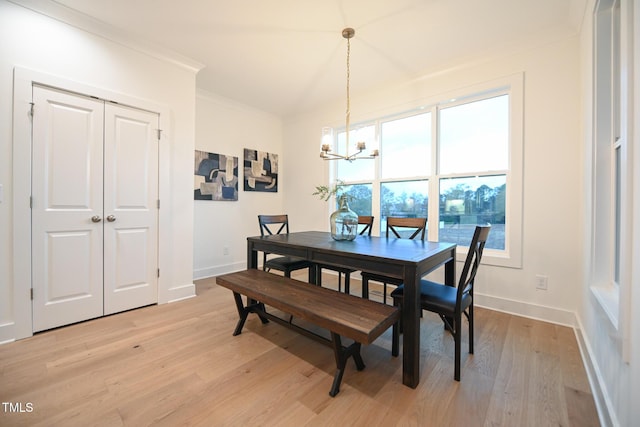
[
  {"x1": 345, "y1": 35, "x2": 351, "y2": 147},
  {"x1": 319, "y1": 27, "x2": 378, "y2": 161}
]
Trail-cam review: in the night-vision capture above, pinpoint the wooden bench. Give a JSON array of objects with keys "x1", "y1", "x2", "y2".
[{"x1": 215, "y1": 269, "x2": 400, "y2": 396}]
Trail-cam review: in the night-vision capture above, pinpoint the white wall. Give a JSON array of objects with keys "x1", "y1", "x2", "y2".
[
  {"x1": 283, "y1": 36, "x2": 583, "y2": 325},
  {"x1": 0, "y1": 1, "x2": 197, "y2": 342},
  {"x1": 193, "y1": 90, "x2": 284, "y2": 279}
]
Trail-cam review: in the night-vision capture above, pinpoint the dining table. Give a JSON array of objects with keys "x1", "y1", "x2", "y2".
[{"x1": 246, "y1": 230, "x2": 457, "y2": 389}]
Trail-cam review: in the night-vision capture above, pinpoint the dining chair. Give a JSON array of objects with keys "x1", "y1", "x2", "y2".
[
  {"x1": 316, "y1": 216, "x2": 374, "y2": 295},
  {"x1": 391, "y1": 225, "x2": 491, "y2": 381},
  {"x1": 257, "y1": 214, "x2": 315, "y2": 281},
  {"x1": 361, "y1": 216, "x2": 427, "y2": 304}
]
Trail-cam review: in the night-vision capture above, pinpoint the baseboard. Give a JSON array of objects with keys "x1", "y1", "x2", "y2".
[
  {"x1": 474, "y1": 292, "x2": 576, "y2": 327},
  {"x1": 166, "y1": 283, "x2": 196, "y2": 303},
  {"x1": 573, "y1": 317, "x2": 618, "y2": 427},
  {"x1": 193, "y1": 261, "x2": 247, "y2": 280},
  {"x1": 0, "y1": 322, "x2": 16, "y2": 345}
]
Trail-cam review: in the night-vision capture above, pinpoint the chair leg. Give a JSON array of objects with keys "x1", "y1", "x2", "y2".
[
  {"x1": 454, "y1": 314, "x2": 461, "y2": 381},
  {"x1": 468, "y1": 304, "x2": 474, "y2": 354},
  {"x1": 392, "y1": 299, "x2": 401, "y2": 357},
  {"x1": 395, "y1": 297, "x2": 404, "y2": 334},
  {"x1": 338, "y1": 272, "x2": 342, "y2": 293},
  {"x1": 308, "y1": 265, "x2": 316, "y2": 284},
  {"x1": 383, "y1": 283, "x2": 387, "y2": 305},
  {"x1": 362, "y1": 276, "x2": 369, "y2": 299},
  {"x1": 344, "y1": 272, "x2": 351, "y2": 295}
]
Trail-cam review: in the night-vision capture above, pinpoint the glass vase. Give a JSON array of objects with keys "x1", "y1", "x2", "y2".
[{"x1": 330, "y1": 196, "x2": 358, "y2": 241}]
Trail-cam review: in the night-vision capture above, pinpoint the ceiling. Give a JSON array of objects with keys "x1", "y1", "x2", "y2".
[{"x1": 45, "y1": 0, "x2": 586, "y2": 118}]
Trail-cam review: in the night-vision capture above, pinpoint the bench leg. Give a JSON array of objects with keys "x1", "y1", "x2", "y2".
[
  {"x1": 329, "y1": 333, "x2": 365, "y2": 397},
  {"x1": 232, "y1": 292, "x2": 250, "y2": 336},
  {"x1": 232, "y1": 293, "x2": 268, "y2": 336},
  {"x1": 252, "y1": 299, "x2": 270, "y2": 324}
]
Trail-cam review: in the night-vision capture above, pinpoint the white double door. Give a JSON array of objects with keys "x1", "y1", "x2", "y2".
[{"x1": 31, "y1": 85, "x2": 159, "y2": 332}]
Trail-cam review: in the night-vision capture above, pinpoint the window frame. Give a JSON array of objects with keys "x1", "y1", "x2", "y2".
[
  {"x1": 590, "y1": 0, "x2": 635, "y2": 365},
  {"x1": 591, "y1": 0, "x2": 624, "y2": 330},
  {"x1": 330, "y1": 74, "x2": 524, "y2": 268}
]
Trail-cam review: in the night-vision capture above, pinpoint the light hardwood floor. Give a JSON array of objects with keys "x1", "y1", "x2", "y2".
[{"x1": 0, "y1": 272, "x2": 599, "y2": 426}]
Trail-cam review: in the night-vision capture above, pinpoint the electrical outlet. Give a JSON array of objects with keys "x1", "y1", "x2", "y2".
[
  {"x1": 535, "y1": 274, "x2": 548, "y2": 290},
  {"x1": 223, "y1": 246, "x2": 229, "y2": 256}
]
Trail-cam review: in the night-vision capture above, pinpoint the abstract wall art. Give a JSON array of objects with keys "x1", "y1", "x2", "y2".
[
  {"x1": 243, "y1": 148, "x2": 278, "y2": 192},
  {"x1": 194, "y1": 150, "x2": 239, "y2": 201}
]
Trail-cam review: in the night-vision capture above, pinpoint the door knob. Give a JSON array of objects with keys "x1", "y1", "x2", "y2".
[
  {"x1": 106, "y1": 215, "x2": 116, "y2": 222},
  {"x1": 91, "y1": 216, "x2": 102, "y2": 223}
]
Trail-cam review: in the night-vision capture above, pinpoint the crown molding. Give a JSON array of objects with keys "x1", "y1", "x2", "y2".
[{"x1": 8, "y1": 0, "x2": 204, "y2": 74}]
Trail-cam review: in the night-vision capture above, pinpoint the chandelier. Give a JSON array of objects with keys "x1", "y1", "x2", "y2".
[{"x1": 320, "y1": 28, "x2": 379, "y2": 162}]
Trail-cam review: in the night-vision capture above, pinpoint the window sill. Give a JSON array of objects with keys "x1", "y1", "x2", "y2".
[{"x1": 590, "y1": 284, "x2": 619, "y2": 329}]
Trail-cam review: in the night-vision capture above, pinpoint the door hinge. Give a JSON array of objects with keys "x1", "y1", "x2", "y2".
[
  {"x1": 157, "y1": 268, "x2": 160, "y2": 278},
  {"x1": 157, "y1": 199, "x2": 160, "y2": 209},
  {"x1": 30, "y1": 288, "x2": 33, "y2": 300},
  {"x1": 29, "y1": 102, "x2": 34, "y2": 117},
  {"x1": 30, "y1": 196, "x2": 33, "y2": 209},
  {"x1": 156, "y1": 129, "x2": 162, "y2": 140}
]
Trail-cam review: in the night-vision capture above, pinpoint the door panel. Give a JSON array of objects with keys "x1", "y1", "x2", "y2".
[
  {"x1": 47, "y1": 231, "x2": 93, "y2": 300},
  {"x1": 103, "y1": 104, "x2": 159, "y2": 314},
  {"x1": 32, "y1": 86, "x2": 104, "y2": 332}
]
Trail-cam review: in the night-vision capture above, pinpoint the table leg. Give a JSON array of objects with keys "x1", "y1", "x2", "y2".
[
  {"x1": 402, "y1": 266, "x2": 420, "y2": 388},
  {"x1": 247, "y1": 241, "x2": 258, "y2": 269}
]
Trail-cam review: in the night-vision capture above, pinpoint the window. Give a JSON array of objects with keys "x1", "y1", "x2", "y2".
[
  {"x1": 439, "y1": 95, "x2": 508, "y2": 174},
  {"x1": 340, "y1": 183, "x2": 373, "y2": 216},
  {"x1": 439, "y1": 175, "x2": 506, "y2": 249},
  {"x1": 330, "y1": 75, "x2": 524, "y2": 267},
  {"x1": 336, "y1": 125, "x2": 376, "y2": 181},
  {"x1": 591, "y1": 0, "x2": 623, "y2": 328},
  {"x1": 438, "y1": 95, "x2": 509, "y2": 250},
  {"x1": 381, "y1": 113, "x2": 431, "y2": 178},
  {"x1": 380, "y1": 180, "x2": 429, "y2": 231},
  {"x1": 614, "y1": 144, "x2": 621, "y2": 283}
]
